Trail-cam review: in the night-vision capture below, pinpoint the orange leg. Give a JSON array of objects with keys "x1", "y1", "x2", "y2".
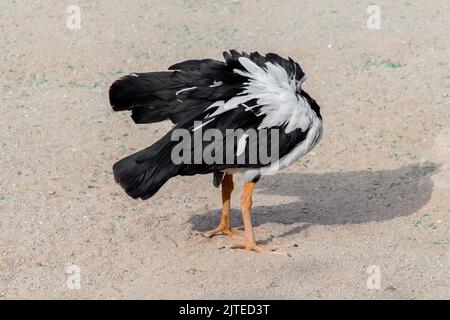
[
  {"x1": 204, "y1": 174, "x2": 242, "y2": 239},
  {"x1": 231, "y1": 182, "x2": 277, "y2": 252}
]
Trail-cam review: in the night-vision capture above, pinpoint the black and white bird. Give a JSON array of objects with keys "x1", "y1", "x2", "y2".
[{"x1": 109, "y1": 50, "x2": 323, "y2": 252}]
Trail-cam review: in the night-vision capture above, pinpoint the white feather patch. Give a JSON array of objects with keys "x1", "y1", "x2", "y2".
[
  {"x1": 236, "y1": 133, "x2": 249, "y2": 156},
  {"x1": 175, "y1": 86, "x2": 197, "y2": 96},
  {"x1": 192, "y1": 118, "x2": 215, "y2": 131},
  {"x1": 207, "y1": 57, "x2": 312, "y2": 133},
  {"x1": 209, "y1": 80, "x2": 223, "y2": 87}
]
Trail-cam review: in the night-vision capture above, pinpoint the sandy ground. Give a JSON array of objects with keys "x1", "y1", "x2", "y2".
[{"x1": 0, "y1": 0, "x2": 449, "y2": 299}]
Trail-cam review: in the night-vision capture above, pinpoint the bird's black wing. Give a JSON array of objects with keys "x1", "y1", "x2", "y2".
[
  {"x1": 109, "y1": 56, "x2": 246, "y2": 124},
  {"x1": 109, "y1": 50, "x2": 306, "y2": 125}
]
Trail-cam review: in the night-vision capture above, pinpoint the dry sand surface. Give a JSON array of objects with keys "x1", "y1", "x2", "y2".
[{"x1": 0, "y1": 0, "x2": 449, "y2": 299}]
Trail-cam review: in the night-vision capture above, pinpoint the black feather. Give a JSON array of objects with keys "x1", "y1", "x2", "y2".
[{"x1": 112, "y1": 131, "x2": 179, "y2": 200}]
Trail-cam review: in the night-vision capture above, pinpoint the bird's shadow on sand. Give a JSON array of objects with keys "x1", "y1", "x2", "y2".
[{"x1": 188, "y1": 163, "x2": 437, "y2": 241}]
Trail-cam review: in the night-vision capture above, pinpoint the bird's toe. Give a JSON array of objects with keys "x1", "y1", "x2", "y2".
[
  {"x1": 230, "y1": 241, "x2": 279, "y2": 253},
  {"x1": 203, "y1": 226, "x2": 243, "y2": 240}
]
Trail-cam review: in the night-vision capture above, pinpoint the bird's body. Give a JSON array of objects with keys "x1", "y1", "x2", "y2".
[{"x1": 109, "y1": 50, "x2": 322, "y2": 252}]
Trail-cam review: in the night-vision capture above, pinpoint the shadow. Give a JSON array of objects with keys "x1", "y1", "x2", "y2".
[{"x1": 188, "y1": 163, "x2": 437, "y2": 240}]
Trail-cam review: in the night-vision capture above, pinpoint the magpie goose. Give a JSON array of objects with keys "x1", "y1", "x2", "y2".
[{"x1": 109, "y1": 50, "x2": 323, "y2": 252}]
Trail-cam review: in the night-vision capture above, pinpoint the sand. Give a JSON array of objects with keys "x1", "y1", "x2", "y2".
[{"x1": 0, "y1": 0, "x2": 449, "y2": 299}]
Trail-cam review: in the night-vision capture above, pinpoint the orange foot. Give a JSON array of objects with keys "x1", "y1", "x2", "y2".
[
  {"x1": 203, "y1": 226, "x2": 243, "y2": 240},
  {"x1": 230, "y1": 241, "x2": 279, "y2": 253}
]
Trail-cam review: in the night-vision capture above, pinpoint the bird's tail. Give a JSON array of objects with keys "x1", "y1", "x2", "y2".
[
  {"x1": 112, "y1": 137, "x2": 179, "y2": 200},
  {"x1": 109, "y1": 72, "x2": 181, "y2": 124}
]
